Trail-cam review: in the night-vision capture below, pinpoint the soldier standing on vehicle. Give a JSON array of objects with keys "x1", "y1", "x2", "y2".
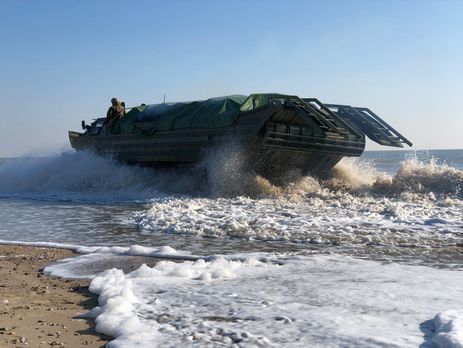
[{"x1": 106, "y1": 97, "x2": 125, "y2": 123}]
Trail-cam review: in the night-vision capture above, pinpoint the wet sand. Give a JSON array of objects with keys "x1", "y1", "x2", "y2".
[{"x1": 0, "y1": 245, "x2": 108, "y2": 347}]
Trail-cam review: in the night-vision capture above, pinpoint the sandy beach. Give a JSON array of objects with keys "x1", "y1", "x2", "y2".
[{"x1": 0, "y1": 245, "x2": 108, "y2": 347}]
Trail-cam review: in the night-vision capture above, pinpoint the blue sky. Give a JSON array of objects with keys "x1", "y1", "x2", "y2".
[{"x1": 1, "y1": 0, "x2": 462, "y2": 156}]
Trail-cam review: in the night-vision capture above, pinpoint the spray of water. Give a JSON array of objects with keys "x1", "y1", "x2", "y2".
[
  {"x1": 0, "y1": 151, "x2": 202, "y2": 201},
  {"x1": 389, "y1": 157, "x2": 463, "y2": 196},
  {"x1": 2, "y1": 149, "x2": 462, "y2": 256},
  {"x1": 0, "y1": 149, "x2": 462, "y2": 200},
  {"x1": 202, "y1": 144, "x2": 282, "y2": 197}
]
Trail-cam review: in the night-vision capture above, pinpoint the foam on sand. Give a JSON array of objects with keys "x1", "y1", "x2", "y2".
[
  {"x1": 62, "y1": 253, "x2": 463, "y2": 348},
  {"x1": 432, "y1": 310, "x2": 463, "y2": 348},
  {"x1": 43, "y1": 244, "x2": 198, "y2": 279}
]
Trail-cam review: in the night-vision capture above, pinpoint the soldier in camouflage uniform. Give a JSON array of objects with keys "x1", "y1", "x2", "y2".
[
  {"x1": 106, "y1": 98, "x2": 125, "y2": 122},
  {"x1": 106, "y1": 97, "x2": 125, "y2": 132}
]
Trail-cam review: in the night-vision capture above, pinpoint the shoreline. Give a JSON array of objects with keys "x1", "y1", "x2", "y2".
[{"x1": 0, "y1": 244, "x2": 109, "y2": 347}]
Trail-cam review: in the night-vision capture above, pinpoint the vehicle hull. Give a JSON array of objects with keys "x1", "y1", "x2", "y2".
[{"x1": 70, "y1": 105, "x2": 365, "y2": 179}]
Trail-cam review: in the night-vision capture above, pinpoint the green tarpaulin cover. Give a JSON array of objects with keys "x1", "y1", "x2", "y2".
[{"x1": 113, "y1": 95, "x2": 250, "y2": 135}]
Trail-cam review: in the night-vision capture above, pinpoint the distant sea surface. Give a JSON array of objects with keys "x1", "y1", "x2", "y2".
[{"x1": 362, "y1": 148, "x2": 463, "y2": 173}]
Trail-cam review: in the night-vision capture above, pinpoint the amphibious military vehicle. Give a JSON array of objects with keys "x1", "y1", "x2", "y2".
[{"x1": 69, "y1": 94, "x2": 412, "y2": 179}]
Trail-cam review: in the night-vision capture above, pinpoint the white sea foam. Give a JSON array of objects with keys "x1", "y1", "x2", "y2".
[
  {"x1": 432, "y1": 310, "x2": 463, "y2": 348},
  {"x1": 133, "y1": 189, "x2": 462, "y2": 248},
  {"x1": 128, "y1": 156, "x2": 463, "y2": 252},
  {"x1": 76, "y1": 245, "x2": 179, "y2": 256},
  {"x1": 0, "y1": 240, "x2": 190, "y2": 259},
  {"x1": 0, "y1": 239, "x2": 83, "y2": 251},
  {"x1": 42, "y1": 244, "x2": 199, "y2": 279},
  {"x1": 73, "y1": 253, "x2": 463, "y2": 347}
]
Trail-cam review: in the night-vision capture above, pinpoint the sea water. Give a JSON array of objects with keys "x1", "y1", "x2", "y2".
[{"x1": 0, "y1": 149, "x2": 462, "y2": 347}]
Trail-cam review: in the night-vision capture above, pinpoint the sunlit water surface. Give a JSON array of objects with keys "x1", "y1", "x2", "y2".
[
  {"x1": 0, "y1": 149, "x2": 461, "y2": 267},
  {"x1": 2, "y1": 149, "x2": 463, "y2": 347}
]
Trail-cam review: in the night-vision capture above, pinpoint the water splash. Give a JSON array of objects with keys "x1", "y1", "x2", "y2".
[
  {"x1": 1, "y1": 150, "x2": 462, "y2": 263},
  {"x1": 388, "y1": 157, "x2": 463, "y2": 197},
  {"x1": 0, "y1": 151, "x2": 202, "y2": 201},
  {"x1": 0, "y1": 149, "x2": 462, "y2": 201},
  {"x1": 201, "y1": 144, "x2": 282, "y2": 197},
  {"x1": 328, "y1": 157, "x2": 379, "y2": 189}
]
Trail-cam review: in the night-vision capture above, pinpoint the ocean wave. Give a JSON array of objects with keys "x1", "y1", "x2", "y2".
[
  {"x1": 2, "y1": 150, "x2": 462, "y2": 248},
  {"x1": 325, "y1": 156, "x2": 463, "y2": 199},
  {"x1": 205, "y1": 152, "x2": 463, "y2": 199},
  {"x1": 0, "y1": 151, "x2": 202, "y2": 202},
  {"x1": 1, "y1": 150, "x2": 462, "y2": 201},
  {"x1": 384, "y1": 157, "x2": 463, "y2": 197}
]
